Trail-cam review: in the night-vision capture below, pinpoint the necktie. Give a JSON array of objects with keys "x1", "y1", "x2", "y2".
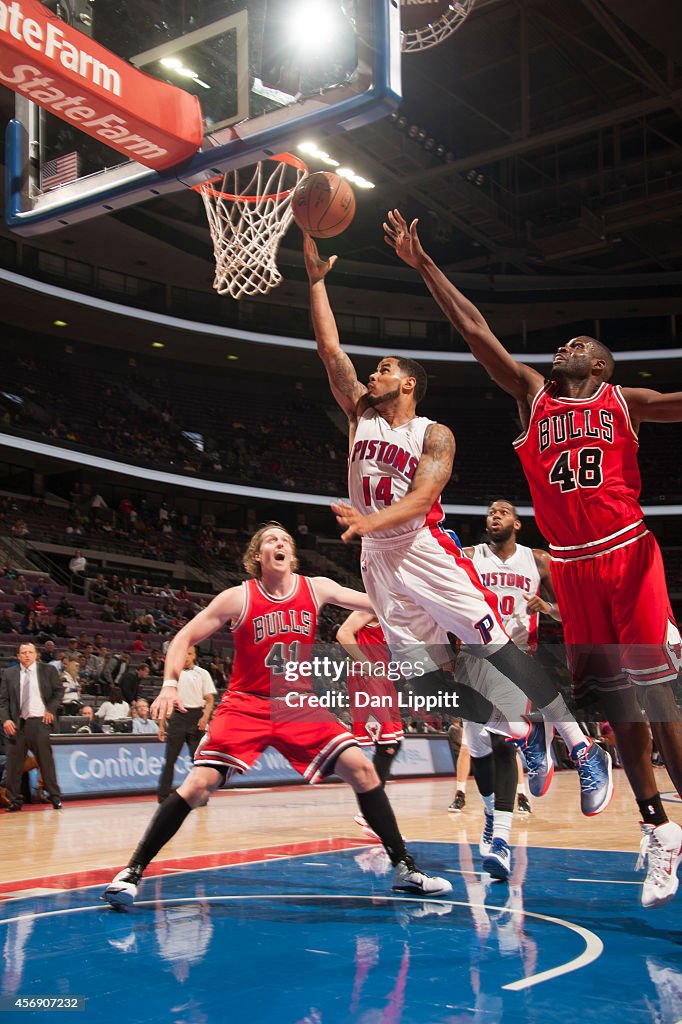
[{"x1": 20, "y1": 669, "x2": 31, "y2": 718}]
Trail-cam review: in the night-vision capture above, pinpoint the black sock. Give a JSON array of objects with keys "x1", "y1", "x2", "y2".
[
  {"x1": 491, "y1": 734, "x2": 517, "y2": 813},
  {"x1": 470, "y1": 753, "x2": 494, "y2": 798},
  {"x1": 357, "y1": 786, "x2": 407, "y2": 865},
  {"x1": 129, "y1": 793, "x2": 193, "y2": 871},
  {"x1": 637, "y1": 793, "x2": 668, "y2": 827},
  {"x1": 373, "y1": 743, "x2": 400, "y2": 787}
]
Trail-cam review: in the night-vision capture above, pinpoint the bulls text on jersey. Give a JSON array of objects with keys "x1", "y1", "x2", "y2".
[
  {"x1": 537, "y1": 409, "x2": 614, "y2": 453},
  {"x1": 253, "y1": 609, "x2": 314, "y2": 644}
]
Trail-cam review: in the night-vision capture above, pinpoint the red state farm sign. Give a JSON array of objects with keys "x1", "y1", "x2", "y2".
[{"x1": 0, "y1": 0, "x2": 203, "y2": 170}]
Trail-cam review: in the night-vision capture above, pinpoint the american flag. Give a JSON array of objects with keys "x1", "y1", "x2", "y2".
[{"x1": 41, "y1": 152, "x2": 79, "y2": 191}]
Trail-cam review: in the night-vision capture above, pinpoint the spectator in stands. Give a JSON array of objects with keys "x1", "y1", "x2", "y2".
[
  {"x1": 90, "y1": 492, "x2": 108, "y2": 519},
  {"x1": 130, "y1": 636, "x2": 146, "y2": 653},
  {"x1": 89, "y1": 574, "x2": 109, "y2": 605},
  {"x1": 108, "y1": 574, "x2": 123, "y2": 593},
  {"x1": 69, "y1": 550, "x2": 87, "y2": 594},
  {"x1": 77, "y1": 705, "x2": 103, "y2": 734},
  {"x1": 31, "y1": 579, "x2": 49, "y2": 602},
  {"x1": 146, "y1": 649, "x2": 165, "y2": 676},
  {"x1": 40, "y1": 640, "x2": 57, "y2": 664},
  {"x1": 96, "y1": 686, "x2": 130, "y2": 725},
  {"x1": 118, "y1": 663, "x2": 151, "y2": 706},
  {"x1": 0, "y1": 609, "x2": 17, "y2": 634},
  {"x1": 110, "y1": 594, "x2": 131, "y2": 623},
  {"x1": 101, "y1": 651, "x2": 130, "y2": 690},
  {"x1": 132, "y1": 699, "x2": 158, "y2": 735},
  {"x1": 19, "y1": 610, "x2": 40, "y2": 636},
  {"x1": 50, "y1": 614, "x2": 69, "y2": 638},
  {"x1": 53, "y1": 595, "x2": 78, "y2": 619},
  {"x1": 11, "y1": 519, "x2": 30, "y2": 538},
  {"x1": 60, "y1": 658, "x2": 82, "y2": 714}
]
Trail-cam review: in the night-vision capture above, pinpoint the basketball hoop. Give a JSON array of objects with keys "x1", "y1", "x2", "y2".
[{"x1": 193, "y1": 153, "x2": 308, "y2": 300}]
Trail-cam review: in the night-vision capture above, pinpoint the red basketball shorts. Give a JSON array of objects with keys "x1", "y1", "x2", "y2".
[
  {"x1": 194, "y1": 691, "x2": 357, "y2": 784},
  {"x1": 346, "y1": 674, "x2": 404, "y2": 746},
  {"x1": 551, "y1": 532, "x2": 681, "y2": 698}
]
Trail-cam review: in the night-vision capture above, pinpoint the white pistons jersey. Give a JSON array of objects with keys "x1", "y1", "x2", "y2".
[
  {"x1": 348, "y1": 410, "x2": 444, "y2": 539},
  {"x1": 470, "y1": 543, "x2": 541, "y2": 650}
]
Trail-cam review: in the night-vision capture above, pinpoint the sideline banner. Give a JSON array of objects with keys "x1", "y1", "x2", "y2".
[
  {"x1": 0, "y1": 0, "x2": 203, "y2": 168},
  {"x1": 51, "y1": 736, "x2": 454, "y2": 796}
]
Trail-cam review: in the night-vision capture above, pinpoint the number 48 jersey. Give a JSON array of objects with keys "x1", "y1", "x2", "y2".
[{"x1": 514, "y1": 382, "x2": 645, "y2": 558}]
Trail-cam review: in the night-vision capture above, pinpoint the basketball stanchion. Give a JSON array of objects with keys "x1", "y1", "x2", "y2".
[{"x1": 193, "y1": 153, "x2": 308, "y2": 299}]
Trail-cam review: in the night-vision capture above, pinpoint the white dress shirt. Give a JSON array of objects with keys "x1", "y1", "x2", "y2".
[{"x1": 20, "y1": 664, "x2": 46, "y2": 719}]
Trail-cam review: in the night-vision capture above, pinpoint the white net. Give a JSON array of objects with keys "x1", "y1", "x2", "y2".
[{"x1": 195, "y1": 154, "x2": 308, "y2": 300}]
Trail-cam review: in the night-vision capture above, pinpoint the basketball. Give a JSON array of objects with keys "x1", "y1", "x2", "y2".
[{"x1": 291, "y1": 171, "x2": 356, "y2": 238}]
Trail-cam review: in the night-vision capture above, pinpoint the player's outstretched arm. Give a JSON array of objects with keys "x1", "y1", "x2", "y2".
[
  {"x1": 310, "y1": 578, "x2": 373, "y2": 613},
  {"x1": 333, "y1": 422, "x2": 455, "y2": 541},
  {"x1": 384, "y1": 209, "x2": 543, "y2": 403},
  {"x1": 621, "y1": 387, "x2": 682, "y2": 427},
  {"x1": 303, "y1": 234, "x2": 367, "y2": 419},
  {"x1": 151, "y1": 587, "x2": 243, "y2": 720}
]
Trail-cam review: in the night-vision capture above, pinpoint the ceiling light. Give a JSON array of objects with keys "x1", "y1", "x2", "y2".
[
  {"x1": 176, "y1": 67, "x2": 199, "y2": 79},
  {"x1": 227, "y1": 354, "x2": 239, "y2": 361},
  {"x1": 53, "y1": 320, "x2": 68, "y2": 327},
  {"x1": 152, "y1": 342, "x2": 165, "y2": 349},
  {"x1": 160, "y1": 56, "x2": 183, "y2": 70}
]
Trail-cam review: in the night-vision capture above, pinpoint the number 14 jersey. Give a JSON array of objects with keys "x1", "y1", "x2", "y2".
[
  {"x1": 514, "y1": 381, "x2": 645, "y2": 559},
  {"x1": 348, "y1": 409, "x2": 444, "y2": 538}
]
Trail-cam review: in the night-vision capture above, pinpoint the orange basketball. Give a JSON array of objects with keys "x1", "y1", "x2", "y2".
[{"x1": 291, "y1": 171, "x2": 356, "y2": 239}]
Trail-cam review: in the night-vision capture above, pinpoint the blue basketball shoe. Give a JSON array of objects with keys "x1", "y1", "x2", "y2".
[
  {"x1": 479, "y1": 810, "x2": 494, "y2": 857},
  {"x1": 516, "y1": 721, "x2": 554, "y2": 797},
  {"x1": 482, "y1": 838, "x2": 511, "y2": 881},
  {"x1": 570, "y1": 741, "x2": 614, "y2": 816}
]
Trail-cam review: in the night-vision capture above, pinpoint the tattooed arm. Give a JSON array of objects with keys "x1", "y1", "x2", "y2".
[
  {"x1": 332, "y1": 423, "x2": 455, "y2": 541},
  {"x1": 304, "y1": 234, "x2": 368, "y2": 421}
]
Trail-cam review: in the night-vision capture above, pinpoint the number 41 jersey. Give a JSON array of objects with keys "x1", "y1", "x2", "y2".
[
  {"x1": 514, "y1": 381, "x2": 645, "y2": 559},
  {"x1": 228, "y1": 575, "x2": 318, "y2": 697}
]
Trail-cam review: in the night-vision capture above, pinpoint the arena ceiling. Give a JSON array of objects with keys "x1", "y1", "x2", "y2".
[{"x1": 1, "y1": 0, "x2": 682, "y2": 353}]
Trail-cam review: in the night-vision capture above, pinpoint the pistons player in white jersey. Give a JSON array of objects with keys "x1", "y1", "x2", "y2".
[
  {"x1": 304, "y1": 234, "x2": 612, "y2": 824},
  {"x1": 386, "y1": 207, "x2": 682, "y2": 907},
  {"x1": 103, "y1": 523, "x2": 451, "y2": 906},
  {"x1": 458, "y1": 499, "x2": 561, "y2": 877}
]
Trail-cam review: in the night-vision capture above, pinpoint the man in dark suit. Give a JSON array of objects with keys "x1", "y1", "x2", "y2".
[{"x1": 0, "y1": 642, "x2": 64, "y2": 811}]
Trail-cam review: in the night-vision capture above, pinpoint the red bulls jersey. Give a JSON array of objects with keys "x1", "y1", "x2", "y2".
[
  {"x1": 228, "y1": 575, "x2": 318, "y2": 697},
  {"x1": 348, "y1": 410, "x2": 444, "y2": 538},
  {"x1": 514, "y1": 382, "x2": 647, "y2": 560}
]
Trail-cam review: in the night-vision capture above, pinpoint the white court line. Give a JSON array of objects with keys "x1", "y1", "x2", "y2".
[
  {"x1": 0, "y1": 895, "x2": 603, "y2": 992},
  {"x1": 568, "y1": 878, "x2": 642, "y2": 886}
]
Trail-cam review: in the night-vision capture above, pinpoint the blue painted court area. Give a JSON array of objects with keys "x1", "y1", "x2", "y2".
[{"x1": 2, "y1": 843, "x2": 681, "y2": 1024}]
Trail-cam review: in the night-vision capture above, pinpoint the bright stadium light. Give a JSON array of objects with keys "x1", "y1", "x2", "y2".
[{"x1": 288, "y1": 1, "x2": 338, "y2": 52}]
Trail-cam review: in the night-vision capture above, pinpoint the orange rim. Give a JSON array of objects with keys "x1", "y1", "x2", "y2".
[{"x1": 192, "y1": 153, "x2": 308, "y2": 202}]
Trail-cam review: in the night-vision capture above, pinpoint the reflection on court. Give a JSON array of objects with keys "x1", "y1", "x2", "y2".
[{"x1": 2, "y1": 842, "x2": 681, "y2": 1024}]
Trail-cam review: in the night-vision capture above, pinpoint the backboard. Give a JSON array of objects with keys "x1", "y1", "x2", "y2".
[{"x1": 5, "y1": 0, "x2": 401, "y2": 234}]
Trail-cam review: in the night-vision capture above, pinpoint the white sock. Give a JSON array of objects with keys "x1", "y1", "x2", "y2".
[
  {"x1": 482, "y1": 793, "x2": 495, "y2": 815},
  {"x1": 538, "y1": 695, "x2": 587, "y2": 751},
  {"x1": 517, "y1": 781, "x2": 529, "y2": 797},
  {"x1": 493, "y1": 810, "x2": 513, "y2": 844},
  {"x1": 457, "y1": 780, "x2": 467, "y2": 794}
]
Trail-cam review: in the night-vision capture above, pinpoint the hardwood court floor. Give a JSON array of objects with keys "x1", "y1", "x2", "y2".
[{"x1": 2, "y1": 767, "x2": 675, "y2": 887}]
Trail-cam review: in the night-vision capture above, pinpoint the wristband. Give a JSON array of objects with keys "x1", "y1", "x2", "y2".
[
  {"x1": 546, "y1": 603, "x2": 554, "y2": 616},
  {"x1": 162, "y1": 679, "x2": 179, "y2": 688}
]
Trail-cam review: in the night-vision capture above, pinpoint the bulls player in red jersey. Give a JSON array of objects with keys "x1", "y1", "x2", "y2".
[
  {"x1": 103, "y1": 523, "x2": 451, "y2": 906},
  {"x1": 304, "y1": 235, "x2": 612, "y2": 824},
  {"x1": 337, "y1": 610, "x2": 404, "y2": 838},
  {"x1": 385, "y1": 208, "x2": 682, "y2": 908}
]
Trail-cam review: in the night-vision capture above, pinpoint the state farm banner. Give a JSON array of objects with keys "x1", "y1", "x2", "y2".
[{"x1": 0, "y1": 0, "x2": 203, "y2": 170}]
